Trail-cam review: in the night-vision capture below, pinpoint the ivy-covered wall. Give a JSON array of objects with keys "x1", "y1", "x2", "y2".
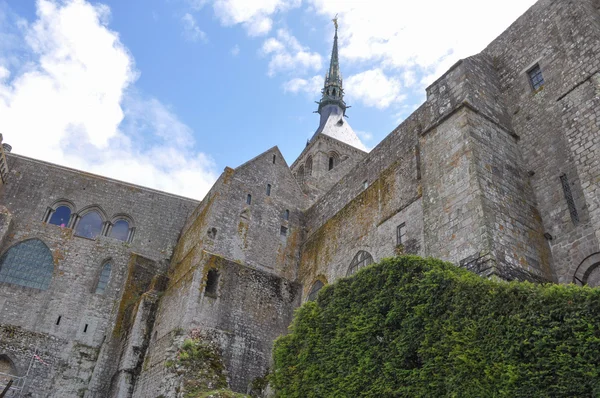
[{"x1": 273, "y1": 256, "x2": 600, "y2": 397}]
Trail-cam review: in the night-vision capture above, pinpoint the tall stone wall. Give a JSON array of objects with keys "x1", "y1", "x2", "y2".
[
  {"x1": 483, "y1": 0, "x2": 600, "y2": 283},
  {"x1": 0, "y1": 154, "x2": 197, "y2": 397}
]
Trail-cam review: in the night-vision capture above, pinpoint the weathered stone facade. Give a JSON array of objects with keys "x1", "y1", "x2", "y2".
[{"x1": 0, "y1": 0, "x2": 599, "y2": 396}]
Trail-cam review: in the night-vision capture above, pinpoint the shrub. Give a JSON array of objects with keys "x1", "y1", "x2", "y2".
[{"x1": 272, "y1": 256, "x2": 600, "y2": 397}]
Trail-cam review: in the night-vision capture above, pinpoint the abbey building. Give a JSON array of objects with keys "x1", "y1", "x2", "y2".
[{"x1": 0, "y1": 0, "x2": 599, "y2": 396}]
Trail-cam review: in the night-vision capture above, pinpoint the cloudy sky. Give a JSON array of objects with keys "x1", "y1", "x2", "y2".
[{"x1": 0, "y1": 0, "x2": 537, "y2": 199}]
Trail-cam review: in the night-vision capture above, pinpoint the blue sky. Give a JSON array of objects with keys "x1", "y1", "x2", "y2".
[{"x1": 0, "y1": 0, "x2": 537, "y2": 199}]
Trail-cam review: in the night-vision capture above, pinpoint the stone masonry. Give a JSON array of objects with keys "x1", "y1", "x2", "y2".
[{"x1": 0, "y1": 0, "x2": 599, "y2": 396}]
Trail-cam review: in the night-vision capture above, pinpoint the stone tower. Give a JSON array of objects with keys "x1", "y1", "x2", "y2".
[{"x1": 291, "y1": 19, "x2": 367, "y2": 205}]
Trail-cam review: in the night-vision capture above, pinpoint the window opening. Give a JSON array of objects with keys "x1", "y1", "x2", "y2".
[
  {"x1": 75, "y1": 211, "x2": 103, "y2": 239},
  {"x1": 109, "y1": 219, "x2": 130, "y2": 242},
  {"x1": 415, "y1": 144, "x2": 421, "y2": 180},
  {"x1": 266, "y1": 184, "x2": 272, "y2": 196},
  {"x1": 305, "y1": 156, "x2": 313, "y2": 176},
  {"x1": 347, "y1": 251, "x2": 374, "y2": 276},
  {"x1": 0, "y1": 239, "x2": 54, "y2": 290},
  {"x1": 84, "y1": 324, "x2": 88, "y2": 333},
  {"x1": 560, "y1": 174, "x2": 579, "y2": 224},
  {"x1": 297, "y1": 165, "x2": 305, "y2": 185},
  {"x1": 246, "y1": 194, "x2": 252, "y2": 205},
  {"x1": 307, "y1": 280, "x2": 324, "y2": 302},
  {"x1": 528, "y1": 64, "x2": 544, "y2": 90},
  {"x1": 396, "y1": 223, "x2": 406, "y2": 245},
  {"x1": 95, "y1": 262, "x2": 111, "y2": 294},
  {"x1": 48, "y1": 205, "x2": 71, "y2": 227},
  {"x1": 363, "y1": 180, "x2": 368, "y2": 190},
  {"x1": 280, "y1": 226, "x2": 288, "y2": 236},
  {"x1": 272, "y1": 154, "x2": 276, "y2": 164},
  {"x1": 56, "y1": 316, "x2": 61, "y2": 326},
  {"x1": 205, "y1": 269, "x2": 219, "y2": 297},
  {"x1": 284, "y1": 209, "x2": 290, "y2": 221},
  {"x1": 329, "y1": 157, "x2": 334, "y2": 171}
]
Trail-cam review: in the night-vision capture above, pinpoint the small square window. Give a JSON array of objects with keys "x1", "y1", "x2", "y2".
[
  {"x1": 280, "y1": 226, "x2": 288, "y2": 236},
  {"x1": 527, "y1": 64, "x2": 544, "y2": 91}
]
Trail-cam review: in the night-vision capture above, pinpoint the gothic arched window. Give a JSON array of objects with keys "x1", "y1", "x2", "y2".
[
  {"x1": 109, "y1": 219, "x2": 132, "y2": 242},
  {"x1": 305, "y1": 156, "x2": 313, "y2": 176},
  {"x1": 0, "y1": 239, "x2": 54, "y2": 290},
  {"x1": 48, "y1": 205, "x2": 72, "y2": 227},
  {"x1": 347, "y1": 250, "x2": 373, "y2": 276},
  {"x1": 297, "y1": 165, "x2": 305, "y2": 185},
  {"x1": 75, "y1": 211, "x2": 104, "y2": 239},
  {"x1": 307, "y1": 280, "x2": 324, "y2": 302},
  {"x1": 95, "y1": 262, "x2": 111, "y2": 294}
]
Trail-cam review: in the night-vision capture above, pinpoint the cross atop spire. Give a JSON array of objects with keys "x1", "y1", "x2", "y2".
[{"x1": 317, "y1": 15, "x2": 347, "y2": 116}]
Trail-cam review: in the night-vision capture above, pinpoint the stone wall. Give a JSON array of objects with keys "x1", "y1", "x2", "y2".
[{"x1": 0, "y1": 154, "x2": 197, "y2": 397}]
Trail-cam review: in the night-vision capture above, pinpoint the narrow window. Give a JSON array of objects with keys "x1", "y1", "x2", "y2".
[
  {"x1": 305, "y1": 156, "x2": 313, "y2": 176},
  {"x1": 272, "y1": 154, "x2": 276, "y2": 164},
  {"x1": 95, "y1": 262, "x2": 111, "y2": 294},
  {"x1": 528, "y1": 64, "x2": 544, "y2": 91},
  {"x1": 266, "y1": 184, "x2": 272, "y2": 196},
  {"x1": 48, "y1": 205, "x2": 71, "y2": 227},
  {"x1": 415, "y1": 144, "x2": 421, "y2": 180},
  {"x1": 205, "y1": 269, "x2": 219, "y2": 297},
  {"x1": 560, "y1": 174, "x2": 579, "y2": 224},
  {"x1": 56, "y1": 316, "x2": 62, "y2": 326},
  {"x1": 297, "y1": 165, "x2": 305, "y2": 185},
  {"x1": 284, "y1": 209, "x2": 289, "y2": 221},
  {"x1": 75, "y1": 211, "x2": 103, "y2": 239},
  {"x1": 109, "y1": 219, "x2": 130, "y2": 242},
  {"x1": 246, "y1": 194, "x2": 252, "y2": 205},
  {"x1": 84, "y1": 324, "x2": 88, "y2": 333},
  {"x1": 329, "y1": 157, "x2": 334, "y2": 171},
  {"x1": 396, "y1": 223, "x2": 406, "y2": 245},
  {"x1": 363, "y1": 180, "x2": 368, "y2": 190},
  {"x1": 280, "y1": 226, "x2": 288, "y2": 236}
]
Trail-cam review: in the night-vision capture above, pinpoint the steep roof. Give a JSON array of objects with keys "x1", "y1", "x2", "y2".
[{"x1": 310, "y1": 105, "x2": 367, "y2": 151}]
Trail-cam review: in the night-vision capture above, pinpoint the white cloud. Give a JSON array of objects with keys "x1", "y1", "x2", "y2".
[
  {"x1": 261, "y1": 29, "x2": 322, "y2": 76},
  {"x1": 345, "y1": 69, "x2": 405, "y2": 109},
  {"x1": 181, "y1": 13, "x2": 207, "y2": 42},
  {"x1": 212, "y1": 0, "x2": 300, "y2": 36},
  {"x1": 282, "y1": 75, "x2": 322, "y2": 96},
  {"x1": 230, "y1": 44, "x2": 240, "y2": 56},
  {"x1": 0, "y1": 0, "x2": 217, "y2": 199},
  {"x1": 355, "y1": 130, "x2": 372, "y2": 142}
]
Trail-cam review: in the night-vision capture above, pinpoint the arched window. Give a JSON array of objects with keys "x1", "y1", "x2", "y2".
[
  {"x1": 48, "y1": 205, "x2": 72, "y2": 227},
  {"x1": 109, "y1": 219, "x2": 130, "y2": 242},
  {"x1": 307, "y1": 280, "x2": 324, "y2": 302},
  {"x1": 347, "y1": 250, "x2": 373, "y2": 276},
  {"x1": 0, "y1": 355, "x2": 18, "y2": 387},
  {"x1": 305, "y1": 156, "x2": 313, "y2": 176},
  {"x1": 95, "y1": 262, "x2": 111, "y2": 294},
  {"x1": 75, "y1": 211, "x2": 104, "y2": 239},
  {"x1": 297, "y1": 165, "x2": 305, "y2": 185},
  {"x1": 328, "y1": 152, "x2": 340, "y2": 171},
  {"x1": 0, "y1": 239, "x2": 54, "y2": 290}
]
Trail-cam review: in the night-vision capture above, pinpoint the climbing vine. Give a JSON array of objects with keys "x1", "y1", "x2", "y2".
[{"x1": 273, "y1": 255, "x2": 600, "y2": 397}]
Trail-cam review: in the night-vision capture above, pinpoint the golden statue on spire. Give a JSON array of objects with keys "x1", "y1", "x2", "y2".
[{"x1": 332, "y1": 14, "x2": 338, "y2": 31}]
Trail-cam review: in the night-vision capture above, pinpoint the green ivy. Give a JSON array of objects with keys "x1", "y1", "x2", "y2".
[{"x1": 272, "y1": 256, "x2": 600, "y2": 397}]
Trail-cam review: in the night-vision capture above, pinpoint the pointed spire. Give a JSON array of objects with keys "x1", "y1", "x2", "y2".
[{"x1": 317, "y1": 15, "x2": 347, "y2": 116}]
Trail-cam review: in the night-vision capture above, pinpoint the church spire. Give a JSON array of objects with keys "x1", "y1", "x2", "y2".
[{"x1": 317, "y1": 15, "x2": 347, "y2": 115}]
